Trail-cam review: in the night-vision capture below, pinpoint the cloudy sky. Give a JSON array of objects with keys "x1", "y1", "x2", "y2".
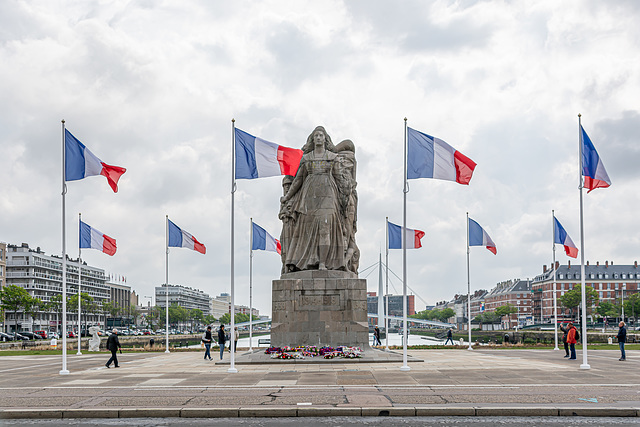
[{"x1": 2, "y1": 0, "x2": 639, "y2": 316}]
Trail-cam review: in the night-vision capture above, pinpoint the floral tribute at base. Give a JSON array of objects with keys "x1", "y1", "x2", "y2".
[{"x1": 265, "y1": 345, "x2": 362, "y2": 359}]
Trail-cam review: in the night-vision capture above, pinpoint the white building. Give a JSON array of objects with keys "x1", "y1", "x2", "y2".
[{"x1": 155, "y1": 284, "x2": 211, "y2": 316}]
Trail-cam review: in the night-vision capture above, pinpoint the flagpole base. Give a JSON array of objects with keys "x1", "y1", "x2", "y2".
[
  {"x1": 76, "y1": 351, "x2": 82, "y2": 355},
  {"x1": 467, "y1": 346, "x2": 473, "y2": 351},
  {"x1": 553, "y1": 347, "x2": 559, "y2": 351},
  {"x1": 165, "y1": 350, "x2": 170, "y2": 353},
  {"x1": 227, "y1": 367, "x2": 238, "y2": 373},
  {"x1": 59, "y1": 370, "x2": 70, "y2": 375},
  {"x1": 580, "y1": 363, "x2": 591, "y2": 370},
  {"x1": 400, "y1": 365, "x2": 410, "y2": 371}
]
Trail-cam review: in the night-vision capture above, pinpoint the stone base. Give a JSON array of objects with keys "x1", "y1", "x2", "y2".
[{"x1": 271, "y1": 270, "x2": 369, "y2": 348}]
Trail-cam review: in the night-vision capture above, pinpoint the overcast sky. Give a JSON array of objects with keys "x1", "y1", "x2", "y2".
[{"x1": 1, "y1": 0, "x2": 639, "y2": 316}]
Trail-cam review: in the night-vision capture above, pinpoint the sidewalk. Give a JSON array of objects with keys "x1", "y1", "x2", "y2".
[{"x1": 0, "y1": 348, "x2": 638, "y2": 419}]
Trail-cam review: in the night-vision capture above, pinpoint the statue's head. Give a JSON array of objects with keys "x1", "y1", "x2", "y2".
[
  {"x1": 302, "y1": 126, "x2": 335, "y2": 153},
  {"x1": 282, "y1": 175, "x2": 294, "y2": 193}
]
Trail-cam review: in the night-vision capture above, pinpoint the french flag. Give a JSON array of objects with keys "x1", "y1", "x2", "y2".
[
  {"x1": 581, "y1": 125, "x2": 611, "y2": 193},
  {"x1": 554, "y1": 216, "x2": 578, "y2": 258},
  {"x1": 388, "y1": 221, "x2": 425, "y2": 249},
  {"x1": 65, "y1": 129, "x2": 126, "y2": 193},
  {"x1": 235, "y1": 128, "x2": 303, "y2": 179},
  {"x1": 468, "y1": 218, "x2": 497, "y2": 255},
  {"x1": 407, "y1": 127, "x2": 476, "y2": 185},
  {"x1": 252, "y1": 222, "x2": 281, "y2": 254},
  {"x1": 168, "y1": 219, "x2": 206, "y2": 254},
  {"x1": 79, "y1": 220, "x2": 116, "y2": 256}
]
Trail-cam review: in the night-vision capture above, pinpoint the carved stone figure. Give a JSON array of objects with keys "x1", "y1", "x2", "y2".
[
  {"x1": 280, "y1": 126, "x2": 358, "y2": 273},
  {"x1": 88, "y1": 326, "x2": 101, "y2": 352}
]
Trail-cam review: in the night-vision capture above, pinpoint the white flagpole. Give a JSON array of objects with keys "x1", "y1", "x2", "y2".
[
  {"x1": 552, "y1": 210, "x2": 559, "y2": 351},
  {"x1": 77, "y1": 213, "x2": 82, "y2": 355},
  {"x1": 60, "y1": 120, "x2": 69, "y2": 375},
  {"x1": 401, "y1": 118, "x2": 410, "y2": 371},
  {"x1": 385, "y1": 216, "x2": 390, "y2": 351},
  {"x1": 578, "y1": 113, "x2": 590, "y2": 369},
  {"x1": 377, "y1": 251, "x2": 383, "y2": 345},
  {"x1": 229, "y1": 119, "x2": 238, "y2": 373},
  {"x1": 165, "y1": 215, "x2": 170, "y2": 353},
  {"x1": 466, "y1": 212, "x2": 473, "y2": 350},
  {"x1": 249, "y1": 218, "x2": 253, "y2": 352}
]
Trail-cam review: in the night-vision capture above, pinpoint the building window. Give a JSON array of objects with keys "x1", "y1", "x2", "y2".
[{"x1": 559, "y1": 274, "x2": 563, "y2": 279}]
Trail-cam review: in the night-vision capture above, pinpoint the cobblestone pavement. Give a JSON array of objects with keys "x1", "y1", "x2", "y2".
[{"x1": 0, "y1": 348, "x2": 638, "y2": 416}]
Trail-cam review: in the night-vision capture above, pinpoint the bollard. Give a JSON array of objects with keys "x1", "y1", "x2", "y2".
[
  {"x1": 608, "y1": 337, "x2": 612, "y2": 345},
  {"x1": 149, "y1": 338, "x2": 155, "y2": 347},
  {"x1": 50, "y1": 338, "x2": 57, "y2": 350}
]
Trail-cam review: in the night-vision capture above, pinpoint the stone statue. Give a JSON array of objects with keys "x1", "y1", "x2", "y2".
[
  {"x1": 280, "y1": 126, "x2": 358, "y2": 273},
  {"x1": 278, "y1": 175, "x2": 295, "y2": 274},
  {"x1": 88, "y1": 326, "x2": 101, "y2": 352}
]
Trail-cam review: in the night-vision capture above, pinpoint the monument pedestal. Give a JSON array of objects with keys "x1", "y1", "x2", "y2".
[{"x1": 271, "y1": 270, "x2": 370, "y2": 348}]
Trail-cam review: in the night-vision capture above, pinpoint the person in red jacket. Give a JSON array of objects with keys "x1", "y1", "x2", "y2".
[{"x1": 566, "y1": 322, "x2": 577, "y2": 360}]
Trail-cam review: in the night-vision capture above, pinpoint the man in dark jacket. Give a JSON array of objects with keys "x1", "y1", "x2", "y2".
[
  {"x1": 445, "y1": 328, "x2": 454, "y2": 345},
  {"x1": 105, "y1": 329, "x2": 121, "y2": 368},
  {"x1": 559, "y1": 323, "x2": 570, "y2": 357},
  {"x1": 217, "y1": 325, "x2": 226, "y2": 360},
  {"x1": 617, "y1": 321, "x2": 627, "y2": 361}
]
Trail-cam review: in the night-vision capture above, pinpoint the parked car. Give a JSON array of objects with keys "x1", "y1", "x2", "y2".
[
  {"x1": 18, "y1": 331, "x2": 43, "y2": 340},
  {"x1": 0, "y1": 332, "x2": 13, "y2": 341},
  {"x1": 67, "y1": 331, "x2": 76, "y2": 338},
  {"x1": 11, "y1": 332, "x2": 30, "y2": 341},
  {"x1": 34, "y1": 330, "x2": 48, "y2": 339},
  {"x1": 49, "y1": 332, "x2": 60, "y2": 339}
]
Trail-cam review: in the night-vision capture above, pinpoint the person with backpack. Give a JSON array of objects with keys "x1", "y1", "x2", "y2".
[
  {"x1": 567, "y1": 322, "x2": 578, "y2": 360},
  {"x1": 202, "y1": 326, "x2": 213, "y2": 361},
  {"x1": 617, "y1": 321, "x2": 627, "y2": 361},
  {"x1": 217, "y1": 325, "x2": 226, "y2": 360}
]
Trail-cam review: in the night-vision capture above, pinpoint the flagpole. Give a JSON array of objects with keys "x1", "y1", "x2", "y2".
[
  {"x1": 385, "y1": 216, "x2": 390, "y2": 351},
  {"x1": 466, "y1": 212, "x2": 473, "y2": 350},
  {"x1": 229, "y1": 119, "x2": 238, "y2": 373},
  {"x1": 60, "y1": 120, "x2": 69, "y2": 375},
  {"x1": 77, "y1": 213, "x2": 82, "y2": 355},
  {"x1": 578, "y1": 113, "x2": 590, "y2": 369},
  {"x1": 552, "y1": 210, "x2": 559, "y2": 351},
  {"x1": 249, "y1": 218, "x2": 253, "y2": 352},
  {"x1": 165, "y1": 215, "x2": 170, "y2": 353},
  {"x1": 377, "y1": 251, "x2": 383, "y2": 345},
  {"x1": 401, "y1": 118, "x2": 409, "y2": 371}
]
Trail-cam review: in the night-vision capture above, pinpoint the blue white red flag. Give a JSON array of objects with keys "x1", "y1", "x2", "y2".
[
  {"x1": 468, "y1": 218, "x2": 496, "y2": 254},
  {"x1": 168, "y1": 219, "x2": 206, "y2": 254},
  {"x1": 388, "y1": 221, "x2": 425, "y2": 249},
  {"x1": 65, "y1": 129, "x2": 126, "y2": 193},
  {"x1": 407, "y1": 127, "x2": 476, "y2": 184},
  {"x1": 235, "y1": 128, "x2": 303, "y2": 179},
  {"x1": 252, "y1": 222, "x2": 281, "y2": 254},
  {"x1": 553, "y1": 216, "x2": 578, "y2": 258},
  {"x1": 581, "y1": 125, "x2": 611, "y2": 193},
  {"x1": 79, "y1": 220, "x2": 116, "y2": 256}
]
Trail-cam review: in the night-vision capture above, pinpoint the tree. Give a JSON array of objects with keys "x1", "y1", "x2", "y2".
[
  {"x1": 623, "y1": 293, "x2": 640, "y2": 321},
  {"x1": 495, "y1": 304, "x2": 518, "y2": 328},
  {"x1": 129, "y1": 305, "x2": 140, "y2": 327},
  {"x1": 204, "y1": 314, "x2": 216, "y2": 325},
  {"x1": 0, "y1": 285, "x2": 32, "y2": 333},
  {"x1": 68, "y1": 292, "x2": 95, "y2": 333},
  {"x1": 596, "y1": 301, "x2": 619, "y2": 320},
  {"x1": 560, "y1": 286, "x2": 599, "y2": 320},
  {"x1": 24, "y1": 295, "x2": 44, "y2": 331}
]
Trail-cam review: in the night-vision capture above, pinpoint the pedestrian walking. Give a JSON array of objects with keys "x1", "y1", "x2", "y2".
[
  {"x1": 444, "y1": 328, "x2": 454, "y2": 345},
  {"x1": 567, "y1": 322, "x2": 577, "y2": 360},
  {"x1": 105, "y1": 329, "x2": 121, "y2": 368},
  {"x1": 559, "y1": 323, "x2": 570, "y2": 357},
  {"x1": 233, "y1": 327, "x2": 239, "y2": 352},
  {"x1": 217, "y1": 325, "x2": 226, "y2": 360},
  {"x1": 202, "y1": 326, "x2": 213, "y2": 361},
  {"x1": 617, "y1": 321, "x2": 627, "y2": 361},
  {"x1": 373, "y1": 326, "x2": 381, "y2": 346}
]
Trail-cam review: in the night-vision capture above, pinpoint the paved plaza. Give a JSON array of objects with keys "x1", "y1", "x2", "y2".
[{"x1": 0, "y1": 348, "x2": 639, "y2": 419}]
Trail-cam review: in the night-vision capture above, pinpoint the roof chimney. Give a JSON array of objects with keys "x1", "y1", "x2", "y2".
[
  {"x1": 567, "y1": 260, "x2": 571, "y2": 269},
  {"x1": 635, "y1": 261, "x2": 638, "y2": 268},
  {"x1": 543, "y1": 265, "x2": 547, "y2": 273},
  {"x1": 597, "y1": 261, "x2": 599, "y2": 266},
  {"x1": 555, "y1": 261, "x2": 559, "y2": 270},
  {"x1": 586, "y1": 260, "x2": 589, "y2": 266},
  {"x1": 605, "y1": 261, "x2": 609, "y2": 268}
]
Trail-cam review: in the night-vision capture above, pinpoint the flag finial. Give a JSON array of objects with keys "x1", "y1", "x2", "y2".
[
  {"x1": 61, "y1": 119, "x2": 65, "y2": 124},
  {"x1": 578, "y1": 113, "x2": 581, "y2": 118},
  {"x1": 232, "y1": 118, "x2": 235, "y2": 123}
]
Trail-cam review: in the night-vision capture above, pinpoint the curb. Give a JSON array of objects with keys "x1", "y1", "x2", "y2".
[{"x1": 1, "y1": 406, "x2": 639, "y2": 419}]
